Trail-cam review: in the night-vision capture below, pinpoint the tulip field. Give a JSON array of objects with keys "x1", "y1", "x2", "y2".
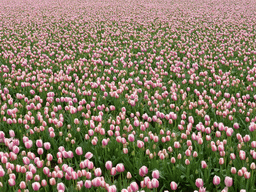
[{"x1": 1, "y1": 0, "x2": 256, "y2": 191}]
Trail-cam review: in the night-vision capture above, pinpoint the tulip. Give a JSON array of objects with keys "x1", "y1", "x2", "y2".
[
  {"x1": 75, "y1": 147, "x2": 83, "y2": 156},
  {"x1": 44, "y1": 142, "x2": 51, "y2": 150},
  {"x1": 105, "y1": 161, "x2": 112, "y2": 170},
  {"x1": 130, "y1": 182, "x2": 139, "y2": 192},
  {"x1": 170, "y1": 181, "x2": 178, "y2": 190},
  {"x1": 94, "y1": 168, "x2": 102, "y2": 177},
  {"x1": 201, "y1": 161, "x2": 207, "y2": 169},
  {"x1": 57, "y1": 183, "x2": 65, "y2": 191},
  {"x1": 152, "y1": 170, "x2": 160, "y2": 179},
  {"x1": 139, "y1": 166, "x2": 148, "y2": 177},
  {"x1": 224, "y1": 176, "x2": 233, "y2": 187},
  {"x1": 213, "y1": 175, "x2": 220, "y2": 185},
  {"x1": 32, "y1": 182, "x2": 41, "y2": 191},
  {"x1": 116, "y1": 163, "x2": 125, "y2": 172},
  {"x1": 8, "y1": 178, "x2": 15, "y2": 186},
  {"x1": 195, "y1": 178, "x2": 204, "y2": 188}
]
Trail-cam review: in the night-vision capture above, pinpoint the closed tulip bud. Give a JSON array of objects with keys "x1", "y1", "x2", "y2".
[
  {"x1": 244, "y1": 172, "x2": 251, "y2": 179},
  {"x1": 20, "y1": 181, "x2": 26, "y2": 189},
  {"x1": 57, "y1": 183, "x2": 65, "y2": 191},
  {"x1": 170, "y1": 181, "x2": 178, "y2": 190},
  {"x1": 94, "y1": 168, "x2": 102, "y2": 177},
  {"x1": 110, "y1": 168, "x2": 116, "y2": 176},
  {"x1": 49, "y1": 178, "x2": 56, "y2": 186},
  {"x1": 34, "y1": 174, "x2": 40, "y2": 181},
  {"x1": 213, "y1": 175, "x2": 220, "y2": 185},
  {"x1": 195, "y1": 178, "x2": 204, "y2": 188},
  {"x1": 230, "y1": 153, "x2": 236, "y2": 160},
  {"x1": 219, "y1": 158, "x2": 224, "y2": 165},
  {"x1": 151, "y1": 178, "x2": 159, "y2": 188},
  {"x1": 130, "y1": 182, "x2": 139, "y2": 192},
  {"x1": 198, "y1": 138, "x2": 203, "y2": 145},
  {"x1": 201, "y1": 161, "x2": 207, "y2": 168},
  {"x1": 86, "y1": 172, "x2": 91, "y2": 179},
  {"x1": 116, "y1": 163, "x2": 125, "y2": 172},
  {"x1": 185, "y1": 159, "x2": 190, "y2": 165},
  {"x1": 185, "y1": 149, "x2": 191, "y2": 156},
  {"x1": 139, "y1": 166, "x2": 148, "y2": 177},
  {"x1": 32, "y1": 182, "x2": 41, "y2": 191},
  {"x1": 250, "y1": 162, "x2": 256, "y2": 170},
  {"x1": 8, "y1": 178, "x2": 15, "y2": 186},
  {"x1": 152, "y1": 170, "x2": 159, "y2": 179},
  {"x1": 41, "y1": 179, "x2": 47, "y2": 187},
  {"x1": 92, "y1": 177, "x2": 101, "y2": 187},
  {"x1": 44, "y1": 142, "x2": 51, "y2": 150},
  {"x1": 171, "y1": 157, "x2": 176, "y2": 163},
  {"x1": 193, "y1": 151, "x2": 198, "y2": 157},
  {"x1": 0, "y1": 168, "x2": 5, "y2": 177},
  {"x1": 231, "y1": 167, "x2": 236, "y2": 174},
  {"x1": 85, "y1": 152, "x2": 93, "y2": 159},
  {"x1": 75, "y1": 147, "x2": 83, "y2": 156},
  {"x1": 224, "y1": 176, "x2": 233, "y2": 187},
  {"x1": 127, "y1": 172, "x2": 132, "y2": 179},
  {"x1": 105, "y1": 161, "x2": 112, "y2": 170},
  {"x1": 84, "y1": 180, "x2": 92, "y2": 188},
  {"x1": 238, "y1": 169, "x2": 243, "y2": 176}
]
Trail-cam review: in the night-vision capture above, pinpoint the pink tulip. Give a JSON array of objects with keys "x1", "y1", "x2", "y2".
[
  {"x1": 37, "y1": 148, "x2": 44, "y2": 155},
  {"x1": 23, "y1": 157, "x2": 30, "y2": 165},
  {"x1": 195, "y1": 178, "x2": 204, "y2": 188},
  {"x1": 174, "y1": 141, "x2": 181, "y2": 148},
  {"x1": 152, "y1": 170, "x2": 160, "y2": 179},
  {"x1": 110, "y1": 167, "x2": 116, "y2": 176},
  {"x1": 25, "y1": 140, "x2": 33, "y2": 149},
  {"x1": 233, "y1": 123, "x2": 239, "y2": 129},
  {"x1": 41, "y1": 179, "x2": 47, "y2": 187},
  {"x1": 57, "y1": 183, "x2": 65, "y2": 191},
  {"x1": 36, "y1": 139, "x2": 43, "y2": 147},
  {"x1": 151, "y1": 178, "x2": 159, "y2": 188},
  {"x1": 224, "y1": 176, "x2": 233, "y2": 187},
  {"x1": 105, "y1": 161, "x2": 112, "y2": 170},
  {"x1": 0, "y1": 169, "x2": 5, "y2": 177},
  {"x1": 94, "y1": 168, "x2": 102, "y2": 177},
  {"x1": 127, "y1": 172, "x2": 132, "y2": 179},
  {"x1": 50, "y1": 178, "x2": 56, "y2": 186},
  {"x1": 130, "y1": 182, "x2": 139, "y2": 192},
  {"x1": 85, "y1": 152, "x2": 93, "y2": 159},
  {"x1": 108, "y1": 185, "x2": 117, "y2": 192},
  {"x1": 219, "y1": 158, "x2": 224, "y2": 165},
  {"x1": 128, "y1": 134, "x2": 135, "y2": 142},
  {"x1": 44, "y1": 142, "x2": 51, "y2": 150},
  {"x1": 137, "y1": 140, "x2": 144, "y2": 148},
  {"x1": 102, "y1": 139, "x2": 109, "y2": 146},
  {"x1": 8, "y1": 178, "x2": 15, "y2": 186},
  {"x1": 201, "y1": 161, "x2": 207, "y2": 169},
  {"x1": 116, "y1": 163, "x2": 125, "y2": 172},
  {"x1": 20, "y1": 181, "x2": 26, "y2": 189},
  {"x1": 139, "y1": 166, "x2": 148, "y2": 177},
  {"x1": 213, "y1": 175, "x2": 220, "y2": 185},
  {"x1": 32, "y1": 182, "x2": 41, "y2": 191},
  {"x1": 244, "y1": 172, "x2": 251, "y2": 179},
  {"x1": 84, "y1": 180, "x2": 92, "y2": 188},
  {"x1": 170, "y1": 181, "x2": 178, "y2": 190},
  {"x1": 75, "y1": 147, "x2": 83, "y2": 155},
  {"x1": 92, "y1": 177, "x2": 101, "y2": 187}
]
